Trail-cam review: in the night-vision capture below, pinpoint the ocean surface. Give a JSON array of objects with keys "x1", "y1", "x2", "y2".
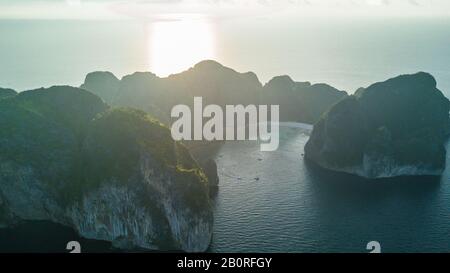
[
  {"x1": 209, "y1": 125, "x2": 450, "y2": 253},
  {"x1": 1, "y1": 17, "x2": 450, "y2": 252}
]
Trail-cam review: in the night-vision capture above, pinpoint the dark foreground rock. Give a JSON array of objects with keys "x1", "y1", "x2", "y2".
[{"x1": 202, "y1": 159, "x2": 219, "y2": 196}]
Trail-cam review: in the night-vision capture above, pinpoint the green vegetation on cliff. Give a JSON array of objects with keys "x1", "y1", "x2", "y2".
[
  {"x1": 305, "y1": 72, "x2": 450, "y2": 178},
  {"x1": 0, "y1": 86, "x2": 108, "y2": 197},
  {"x1": 0, "y1": 86, "x2": 213, "y2": 251},
  {"x1": 81, "y1": 60, "x2": 346, "y2": 125},
  {"x1": 261, "y1": 75, "x2": 347, "y2": 123},
  {"x1": 0, "y1": 88, "x2": 17, "y2": 100},
  {"x1": 75, "y1": 107, "x2": 209, "y2": 210}
]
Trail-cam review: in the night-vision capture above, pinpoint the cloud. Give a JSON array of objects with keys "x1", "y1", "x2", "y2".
[{"x1": 0, "y1": 0, "x2": 449, "y2": 20}]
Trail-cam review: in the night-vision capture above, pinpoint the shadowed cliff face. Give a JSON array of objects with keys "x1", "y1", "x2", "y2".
[
  {"x1": 80, "y1": 60, "x2": 346, "y2": 125},
  {"x1": 80, "y1": 71, "x2": 120, "y2": 105},
  {"x1": 305, "y1": 72, "x2": 450, "y2": 179},
  {"x1": 0, "y1": 87, "x2": 213, "y2": 252},
  {"x1": 260, "y1": 75, "x2": 347, "y2": 124}
]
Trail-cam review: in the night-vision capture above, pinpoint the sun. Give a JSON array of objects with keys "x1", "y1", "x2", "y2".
[{"x1": 149, "y1": 18, "x2": 216, "y2": 77}]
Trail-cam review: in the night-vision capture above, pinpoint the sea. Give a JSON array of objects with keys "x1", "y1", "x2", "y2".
[{"x1": 1, "y1": 17, "x2": 450, "y2": 252}]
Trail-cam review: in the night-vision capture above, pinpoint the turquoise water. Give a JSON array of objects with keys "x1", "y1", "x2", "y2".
[{"x1": 210, "y1": 127, "x2": 450, "y2": 253}]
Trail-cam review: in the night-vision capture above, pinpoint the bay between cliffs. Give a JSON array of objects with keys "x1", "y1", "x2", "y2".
[{"x1": 1, "y1": 124, "x2": 450, "y2": 252}]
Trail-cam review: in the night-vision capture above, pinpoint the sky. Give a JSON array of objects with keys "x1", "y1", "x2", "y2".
[
  {"x1": 1, "y1": 0, "x2": 450, "y2": 93},
  {"x1": 0, "y1": 0, "x2": 449, "y2": 20}
]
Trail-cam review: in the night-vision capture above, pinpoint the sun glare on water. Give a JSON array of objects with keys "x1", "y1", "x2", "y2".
[{"x1": 149, "y1": 17, "x2": 216, "y2": 77}]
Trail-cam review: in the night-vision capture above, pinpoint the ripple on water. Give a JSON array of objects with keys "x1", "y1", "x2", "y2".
[{"x1": 209, "y1": 126, "x2": 450, "y2": 253}]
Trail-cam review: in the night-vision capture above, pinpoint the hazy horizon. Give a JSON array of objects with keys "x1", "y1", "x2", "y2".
[
  {"x1": 2, "y1": 0, "x2": 450, "y2": 255},
  {"x1": 1, "y1": 1, "x2": 450, "y2": 96}
]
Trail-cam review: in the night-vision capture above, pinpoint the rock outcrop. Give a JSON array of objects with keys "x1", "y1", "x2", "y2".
[
  {"x1": 202, "y1": 159, "x2": 219, "y2": 196},
  {"x1": 79, "y1": 60, "x2": 347, "y2": 174},
  {"x1": 0, "y1": 86, "x2": 213, "y2": 251},
  {"x1": 0, "y1": 88, "x2": 17, "y2": 100},
  {"x1": 80, "y1": 60, "x2": 346, "y2": 125},
  {"x1": 80, "y1": 71, "x2": 120, "y2": 105},
  {"x1": 260, "y1": 75, "x2": 347, "y2": 123},
  {"x1": 305, "y1": 72, "x2": 450, "y2": 178}
]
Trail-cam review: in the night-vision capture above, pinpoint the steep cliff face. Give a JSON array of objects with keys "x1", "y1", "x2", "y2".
[
  {"x1": 260, "y1": 75, "x2": 347, "y2": 124},
  {"x1": 116, "y1": 72, "x2": 170, "y2": 124},
  {"x1": 80, "y1": 71, "x2": 120, "y2": 105},
  {"x1": 71, "y1": 108, "x2": 213, "y2": 251},
  {"x1": 202, "y1": 159, "x2": 219, "y2": 196},
  {"x1": 80, "y1": 60, "x2": 262, "y2": 125},
  {"x1": 80, "y1": 60, "x2": 346, "y2": 125},
  {"x1": 0, "y1": 86, "x2": 106, "y2": 227},
  {"x1": 305, "y1": 72, "x2": 450, "y2": 178},
  {"x1": 165, "y1": 60, "x2": 262, "y2": 107},
  {"x1": 0, "y1": 87, "x2": 213, "y2": 252}
]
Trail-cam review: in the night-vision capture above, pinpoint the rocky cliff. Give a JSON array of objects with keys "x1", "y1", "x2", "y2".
[
  {"x1": 80, "y1": 71, "x2": 120, "y2": 105},
  {"x1": 79, "y1": 60, "x2": 347, "y2": 172},
  {"x1": 0, "y1": 87, "x2": 213, "y2": 251},
  {"x1": 305, "y1": 72, "x2": 450, "y2": 178},
  {"x1": 80, "y1": 60, "x2": 346, "y2": 125},
  {"x1": 260, "y1": 75, "x2": 347, "y2": 123}
]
